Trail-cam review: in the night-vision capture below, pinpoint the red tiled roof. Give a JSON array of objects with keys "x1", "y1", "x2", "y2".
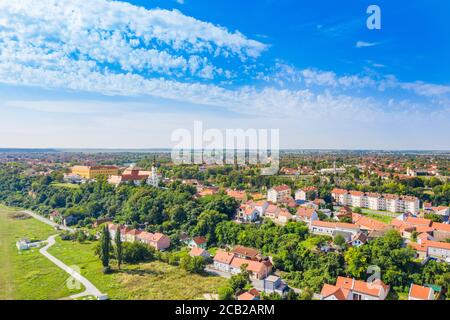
[
  {"x1": 193, "y1": 236, "x2": 207, "y2": 245},
  {"x1": 432, "y1": 222, "x2": 450, "y2": 233},
  {"x1": 189, "y1": 247, "x2": 207, "y2": 257},
  {"x1": 320, "y1": 284, "x2": 350, "y2": 300},
  {"x1": 232, "y1": 245, "x2": 259, "y2": 258},
  {"x1": 332, "y1": 188, "x2": 348, "y2": 195},
  {"x1": 271, "y1": 185, "x2": 291, "y2": 192},
  {"x1": 297, "y1": 207, "x2": 316, "y2": 218},
  {"x1": 405, "y1": 217, "x2": 432, "y2": 227},
  {"x1": 213, "y1": 250, "x2": 234, "y2": 264},
  {"x1": 336, "y1": 276, "x2": 389, "y2": 298},
  {"x1": 409, "y1": 284, "x2": 433, "y2": 300}
]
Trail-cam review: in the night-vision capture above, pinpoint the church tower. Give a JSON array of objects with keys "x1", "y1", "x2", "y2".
[{"x1": 147, "y1": 156, "x2": 159, "y2": 187}]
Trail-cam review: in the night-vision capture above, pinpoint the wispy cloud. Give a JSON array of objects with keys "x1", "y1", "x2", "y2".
[
  {"x1": 0, "y1": 0, "x2": 448, "y2": 129},
  {"x1": 356, "y1": 41, "x2": 379, "y2": 48}
]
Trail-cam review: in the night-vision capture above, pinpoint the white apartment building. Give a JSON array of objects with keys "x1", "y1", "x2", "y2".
[
  {"x1": 403, "y1": 196, "x2": 421, "y2": 214},
  {"x1": 366, "y1": 193, "x2": 386, "y2": 211},
  {"x1": 331, "y1": 188, "x2": 351, "y2": 206},
  {"x1": 332, "y1": 189, "x2": 419, "y2": 214},
  {"x1": 267, "y1": 185, "x2": 291, "y2": 203},
  {"x1": 349, "y1": 191, "x2": 367, "y2": 208}
]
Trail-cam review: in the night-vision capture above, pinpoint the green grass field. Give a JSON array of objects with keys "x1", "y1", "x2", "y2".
[
  {"x1": 361, "y1": 211, "x2": 393, "y2": 224},
  {"x1": 1, "y1": 204, "x2": 228, "y2": 300},
  {"x1": 0, "y1": 205, "x2": 83, "y2": 300},
  {"x1": 48, "y1": 238, "x2": 228, "y2": 300}
]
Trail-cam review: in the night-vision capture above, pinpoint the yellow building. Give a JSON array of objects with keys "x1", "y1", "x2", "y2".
[{"x1": 71, "y1": 165, "x2": 119, "y2": 179}]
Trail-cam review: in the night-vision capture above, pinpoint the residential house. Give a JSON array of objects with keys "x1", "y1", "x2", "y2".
[
  {"x1": 408, "y1": 284, "x2": 435, "y2": 300},
  {"x1": 197, "y1": 186, "x2": 220, "y2": 197},
  {"x1": 213, "y1": 250, "x2": 272, "y2": 280},
  {"x1": 352, "y1": 213, "x2": 390, "y2": 232},
  {"x1": 294, "y1": 186, "x2": 318, "y2": 202},
  {"x1": 278, "y1": 196, "x2": 298, "y2": 208},
  {"x1": 124, "y1": 229, "x2": 142, "y2": 242},
  {"x1": 264, "y1": 204, "x2": 280, "y2": 220},
  {"x1": 213, "y1": 250, "x2": 235, "y2": 272},
  {"x1": 425, "y1": 241, "x2": 450, "y2": 262},
  {"x1": 267, "y1": 185, "x2": 291, "y2": 203},
  {"x1": 237, "y1": 202, "x2": 260, "y2": 223},
  {"x1": 430, "y1": 206, "x2": 450, "y2": 217},
  {"x1": 232, "y1": 245, "x2": 260, "y2": 261},
  {"x1": 189, "y1": 247, "x2": 210, "y2": 259},
  {"x1": 138, "y1": 232, "x2": 171, "y2": 251},
  {"x1": 253, "y1": 201, "x2": 269, "y2": 216},
  {"x1": 262, "y1": 275, "x2": 289, "y2": 296},
  {"x1": 296, "y1": 207, "x2": 318, "y2": 224},
  {"x1": 229, "y1": 257, "x2": 272, "y2": 280},
  {"x1": 320, "y1": 284, "x2": 352, "y2": 300},
  {"x1": 432, "y1": 222, "x2": 450, "y2": 241},
  {"x1": 277, "y1": 209, "x2": 293, "y2": 225},
  {"x1": 188, "y1": 236, "x2": 207, "y2": 249},
  {"x1": 237, "y1": 289, "x2": 260, "y2": 301},
  {"x1": 335, "y1": 206, "x2": 352, "y2": 221},
  {"x1": 321, "y1": 276, "x2": 390, "y2": 300},
  {"x1": 309, "y1": 220, "x2": 360, "y2": 238},
  {"x1": 226, "y1": 189, "x2": 247, "y2": 202},
  {"x1": 408, "y1": 242, "x2": 428, "y2": 260},
  {"x1": 350, "y1": 232, "x2": 368, "y2": 247}
]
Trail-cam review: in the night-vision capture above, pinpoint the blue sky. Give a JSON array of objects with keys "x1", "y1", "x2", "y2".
[{"x1": 0, "y1": 0, "x2": 449, "y2": 149}]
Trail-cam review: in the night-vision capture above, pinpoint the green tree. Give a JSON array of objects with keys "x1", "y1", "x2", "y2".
[
  {"x1": 115, "y1": 228, "x2": 123, "y2": 269},
  {"x1": 194, "y1": 210, "x2": 228, "y2": 244},
  {"x1": 99, "y1": 225, "x2": 111, "y2": 273},
  {"x1": 333, "y1": 234, "x2": 346, "y2": 248},
  {"x1": 344, "y1": 247, "x2": 368, "y2": 278},
  {"x1": 218, "y1": 286, "x2": 235, "y2": 300}
]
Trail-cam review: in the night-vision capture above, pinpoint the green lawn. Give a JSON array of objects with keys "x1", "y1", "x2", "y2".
[
  {"x1": 48, "y1": 237, "x2": 229, "y2": 300},
  {"x1": 0, "y1": 205, "x2": 83, "y2": 300},
  {"x1": 361, "y1": 211, "x2": 393, "y2": 224}
]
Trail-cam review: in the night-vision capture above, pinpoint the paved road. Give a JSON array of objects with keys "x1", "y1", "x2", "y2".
[
  {"x1": 21, "y1": 210, "x2": 75, "y2": 233},
  {"x1": 40, "y1": 234, "x2": 106, "y2": 300},
  {"x1": 205, "y1": 266, "x2": 232, "y2": 278}
]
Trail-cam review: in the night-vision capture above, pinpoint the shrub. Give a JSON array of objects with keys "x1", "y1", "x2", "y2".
[{"x1": 122, "y1": 242, "x2": 155, "y2": 263}]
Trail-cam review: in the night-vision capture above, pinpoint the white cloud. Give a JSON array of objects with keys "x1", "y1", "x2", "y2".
[
  {"x1": 0, "y1": 0, "x2": 266, "y2": 82},
  {"x1": 400, "y1": 82, "x2": 450, "y2": 97},
  {"x1": 0, "y1": 0, "x2": 448, "y2": 131},
  {"x1": 356, "y1": 41, "x2": 378, "y2": 48}
]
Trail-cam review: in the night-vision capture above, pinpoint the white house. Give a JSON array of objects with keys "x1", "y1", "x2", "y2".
[
  {"x1": 321, "y1": 277, "x2": 390, "y2": 300},
  {"x1": 309, "y1": 220, "x2": 360, "y2": 237},
  {"x1": 294, "y1": 186, "x2": 318, "y2": 202},
  {"x1": 267, "y1": 185, "x2": 291, "y2": 203},
  {"x1": 408, "y1": 284, "x2": 435, "y2": 300},
  {"x1": 213, "y1": 250, "x2": 234, "y2": 273}
]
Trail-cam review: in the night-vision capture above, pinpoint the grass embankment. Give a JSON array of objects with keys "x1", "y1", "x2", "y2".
[
  {"x1": 48, "y1": 237, "x2": 228, "y2": 300},
  {"x1": 0, "y1": 205, "x2": 83, "y2": 300}
]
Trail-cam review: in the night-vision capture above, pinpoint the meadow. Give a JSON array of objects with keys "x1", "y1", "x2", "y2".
[
  {"x1": 48, "y1": 237, "x2": 228, "y2": 300},
  {"x1": 0, "y1": 205, "x2": 82, "y2": 299}
]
